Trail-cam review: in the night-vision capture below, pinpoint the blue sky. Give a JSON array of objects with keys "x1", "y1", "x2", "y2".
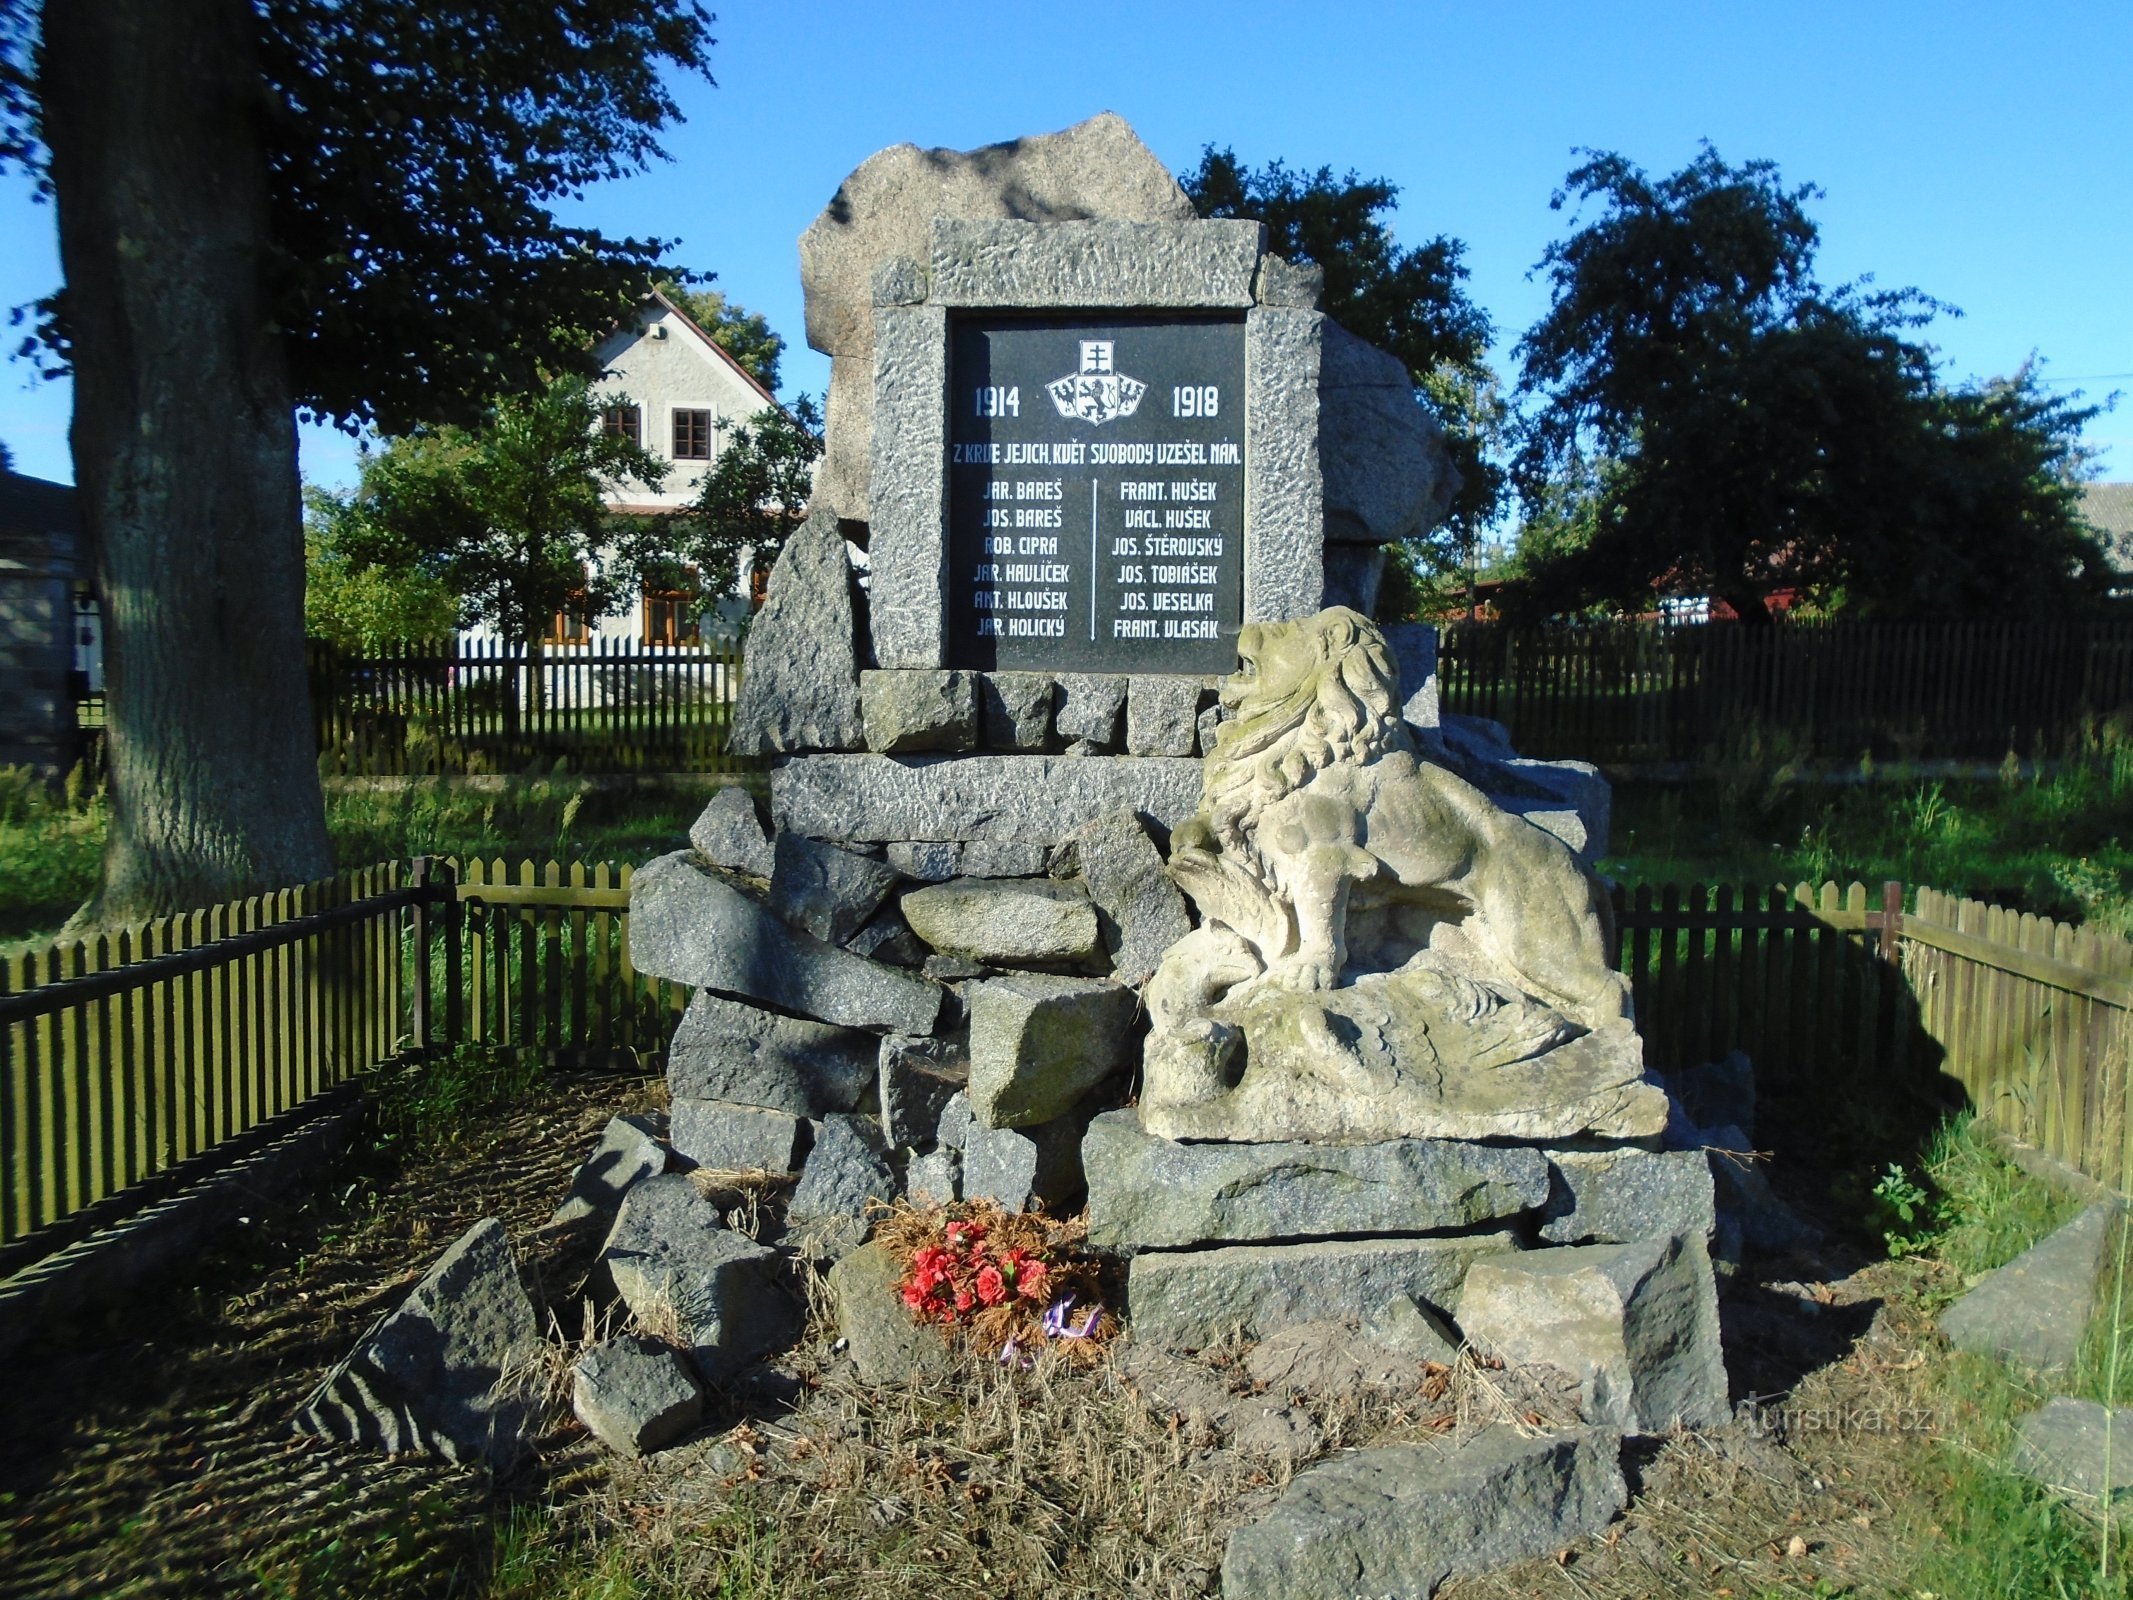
[{"x1": 1, "y1": 0, "x2": 2127, "y2": 489}]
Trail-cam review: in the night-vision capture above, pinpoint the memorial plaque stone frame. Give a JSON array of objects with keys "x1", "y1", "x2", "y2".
[{"x1": 870, "y1": 218, "x2": 1326, "y2": 673}]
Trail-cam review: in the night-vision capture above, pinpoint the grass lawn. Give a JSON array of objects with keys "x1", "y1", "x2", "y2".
[
  {"x1": 1603, "y1": 738, "x2": 2133, "y2": 932},
  {"x1": 0, "y1": 774, "x2": 728, "y2": 949}
]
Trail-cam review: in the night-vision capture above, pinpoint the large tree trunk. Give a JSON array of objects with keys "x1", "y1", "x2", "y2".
[{"x1": 44, "y1": 0, "x2": 332, "y2": 929}]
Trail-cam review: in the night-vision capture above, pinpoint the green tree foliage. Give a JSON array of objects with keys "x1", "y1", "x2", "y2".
[
  {"x1": 1184, "y1": 147, "x2": 1504, "y2": 614},
  {"x1": 1511, "y1": 145, "x2": 2107, "y2": 623},
  {"x1": 301, "y1": 487, "x2": 459, "y2": 650},
  {"x1": 678, "y1": 394, "x2": 824, "y2": 600},
  {"x1": 654, "y1": 278, "x2": 784, "y2": 393},
  {"x1": 0, "y1": 0, "x2": 712, "y2": 923},
  {"x1": 324, "y1": 374, "x2": 667, "y2": 652}
]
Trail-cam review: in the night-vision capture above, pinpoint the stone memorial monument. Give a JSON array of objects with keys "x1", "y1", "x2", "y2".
[{"x1": 622, "y1": 106, "x2": 1722, "y2": 1469}]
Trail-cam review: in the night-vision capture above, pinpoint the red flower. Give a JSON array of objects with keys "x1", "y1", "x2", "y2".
[
  {"x1": 975, "y1": 1264, "x2": 1007, "y2": 1306},
  {"x1": 954, "y1": 1288, "x2": 974, "y2": 1312},
  {"x1": 1018, "y1": 1259, "x2": 1050, "y2": 1301}
]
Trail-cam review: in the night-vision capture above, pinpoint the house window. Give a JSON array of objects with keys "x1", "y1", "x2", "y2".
[
  {"x1": 643, "y1": 567, "x2": 702, "y2": 646},
  {"x1": 544, "y1": 569, "x2": 594, "y2": 645},
  {"x1": 601, "y1": 403, "x2": 641, "y2": 445},
  {"x1": 672, "y1": 408, "x2": 714, "y2": 460}
]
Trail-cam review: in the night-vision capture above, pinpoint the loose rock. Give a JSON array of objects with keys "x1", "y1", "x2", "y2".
[
  {"x1": 2012, "y1": 1396, "x2": 2133, "y2": 1503},
  {"x1": 885, "y1": 839, "x2": 1051, "y2": 881},
  {"x1": 906, "y1": 1146, "x2": 962, "y2": 1206},
  {"x1": 667, "y1": 991, "x2": 876, "y2": 1118},
  {"x1": 728, "y1": 510, "x2": 865, "y2": 756},
  {"x1": 550, "y1": 1113, "x2": 666, "y2": 1228},
  {"x1": 296, "y1": 1218, "x2": 542, "y2": 1469},
  {"x1": 1942, "y1": 1200, "x2": 2123, "y2": 1371},
  {"x1": 1069, "y1": 810, "x2": 1191, "y2": 987},
  {"x1": 572, "y1": 1336, "x2": 705, "y2": 1458},
  {"x1": 962, "y1": 1116, "x2": 1085, "y2": 1211},
  {"x1": 878, "y1": 1033, "x2": 968, "y2": 1149},
  {"x1": 1366, "y1": 1293, "x2": 1463, "y2": 1364},
  {"x1": 688, "y1": 786, "x2": 775, "y2": 879},
  {"x1": 1460, "y1": 1231, "x2": 1729, "y2": 1433},
  {"x1": 630, "y1": 851, "x2": 943, "y2": 1036},
  {"x1": 1540, "y1": 1147, "x2": 1718, "y2": 1247},
  {"x1": 769, "y1": 833, "x2": 903, "y2": 945},
  {"x1": 789, "y1": 1113, "x2": 899, "y2": 1256},
  {"x1": 1221, "y1": 1427, "x2": 1626, "y2": 1600},
  {"x1": 901, "y1": 878, "x2": 1103, "y2": 968},
  {"x1": 829, "y1": 1241, "x2": 956, "y2": 1387},
  {"x1": 1083, "y1": 1110, "x2": 1548, "y2": 1248},
  {"x1": 668, "y1": 1100, "x2": 809, "y2": 1173},
  {"x1": 1127, "y1": 1232, "x2": 1517, "y2": 1350},
  {"x1": 601, "y1": 1176, "x2": 801, "y2": 1380},
  {"x1": 967, "y1": 975, "x2": 1137, "y2": 1129},
  {"x1": 843, "y1": 906, "x2": 929, "y2": 967}
]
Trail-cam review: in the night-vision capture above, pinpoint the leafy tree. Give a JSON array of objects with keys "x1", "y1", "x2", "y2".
[
  {"x1": 677, "y1": 394, "x2": 824, "y2": 602},
  {"x1": 302, "y1": 487, "x2": 459, "y2": 651},
  {"x1": 1185, "y1": 147, "x2": 1504, "y2": 611},
  {"x1": 0, "y1": 0, "x2": 711, "y2": 926},
  {"x1": 654, "y1": 278, "x2": 783, "y2": 393},
  {"x1": 323, "y1": 374, "x2": 666, "y2": 727},
  {"x1": 1510, "y1": 145, "x2": 2107, "y2": 624}
]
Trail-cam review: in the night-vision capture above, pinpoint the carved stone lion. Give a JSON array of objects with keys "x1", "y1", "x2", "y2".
[{"x1": 1141, "y1": 607, "x2": 1665, "y2": 1144}]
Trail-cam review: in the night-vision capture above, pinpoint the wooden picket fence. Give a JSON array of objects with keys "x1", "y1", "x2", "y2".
[
  {"x1": 10, "y1": 862, "x2": 2133, "y2": 1274},
  {"x1": 309, "y1": 635, "x2": 757, "y2": 777},
  {"x1": 1439, "y1": 618, "x2": 2133, "y2": 765}
]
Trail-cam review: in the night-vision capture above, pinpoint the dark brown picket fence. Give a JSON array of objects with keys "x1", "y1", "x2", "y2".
[
  {"x1": 309, "y1": 635, "x2": 756, "y2": 777},
  {"x1": 1440, "y1": 619, "x2": 2133, "y2": 765},
  {"x1": 8, "y1": 865, "x2": 2132, "y2": 1274}
]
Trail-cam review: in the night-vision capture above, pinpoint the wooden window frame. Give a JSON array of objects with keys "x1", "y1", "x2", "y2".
[
  {"x1": 642, "y1": 565, "x2": 703, "y2": 646},
  {"x1": 671, "y1": 407, "x2": 714, "y2": 461},
  {"x1": 543, "y1": 567, "x2": 594, "y2": 646},
  {"x1": 600, "y1": 403, "x2": 642, "y2": 446}
]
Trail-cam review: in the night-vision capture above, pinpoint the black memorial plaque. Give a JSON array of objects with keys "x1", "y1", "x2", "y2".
[{"x1": 947, "y1": 315, "x2": 1246, "y2": 674}]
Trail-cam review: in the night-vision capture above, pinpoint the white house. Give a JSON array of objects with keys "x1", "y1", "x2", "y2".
[{"x1": 467, "y1": 289, "x2": 782, "y2": 650}]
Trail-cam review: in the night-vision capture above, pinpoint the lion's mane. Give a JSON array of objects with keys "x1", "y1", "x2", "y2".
[{"x1": 1202, "y1": 608, "x2": 1410, "y2": 850}]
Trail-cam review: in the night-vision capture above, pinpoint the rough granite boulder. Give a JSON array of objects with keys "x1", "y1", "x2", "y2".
[
  {"x1": 962, "y1": 1116, "x2": 1085, "y2": 1211},
  {"x1": 667, "y1": 991, "x2": 876, "y2": 1118},
  {"x1": 1127, "y1": 1233, "x2": 1518, "y2": 1350},
  {"x1": 667, "y1": 1100, "x2": 809, "y2": 1173},
  {"x1": 1070, "y1": 809, "x2": 1191, "y2": 987},
  {"x1": 1460, "y1": 1232, "x2": 1729, "y2": 1433},
  {"x1": 296, "y1": 1218, "x2": 543, "y2": 1469},
  {"x1": 1318, "y1": 319, "x2": 1458, "y2": 548},
  {"x1": 967, "y1": 974, "x2": 1138, "y2": 1128},
  {"x1": 771, "y1": 754, "x2": 1205, "y2": 848},
  {"x1": 2012, "y1": 1396, "x2": 2133, "y2": 1503},
  {"x1": 878, "y1": 1033, "x2": 968, "y2": 1149},
  {"x1": 769, "y1": 833, "x2": 903, "y2": 945},
  {"x1": 1125, "y1": 676, "x2": 1205, "y2": 757},
  {"x1": 885, "y1": 839, "x2": 1051, "y2": 880},
  {"x1": 729, "y1": 510, "x2": 864, "y2": 757},
  {"x1": 799, "y1": 112, "x2": 1195, "y2": 523},
  {"x1": 629, "y1": 851, "x2": 943, "y2": 1036},
  {"x1": 1221, "y1": 1427, "x2": 1626, "y2": 1600},
  {"x1": 861, "y1": 669, "x2": 979, "y2": 753},
  {"x1": 901, "y1": 878, "x2": 1103, "y2": 968},
  {"x1": 688, "y1": 786, "x2": 775, "y2": 879},
  {"x1": 1054, "y1": 674, "x2": 1127, "y2": 752},
  {"x1": 1539, "y1": 1147, "x2": 1718, "y2": 1248},
  {"x1": 788, "y1": 1113, "x2": 899, "y2": 1255},
  {"x1": 829, "y1": 1241, "x2": 956, "y2": 1387},
  {"x1": 600, "y1": 1176, "x2": 801, "y2": 1379},
  {"x1": 1941, "y1": 1200, "x2": 2123, "y2": 1371},
  {"x1": 979, "y1": 672, "x2": 1057, "y2": 751},
  {"x1": 905, "y1": 1146, "x2": 962, "y2": 1206},
  {"x1": 1082, "y1": 1111, "x2": 1549, "y2": 1248},
  {"x1": 571, "y1": 1336, "x2": 705, "y2": 1458},
  {"x1": 551, "y1": 1114, "x2": 666, "y2": 1228}
]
